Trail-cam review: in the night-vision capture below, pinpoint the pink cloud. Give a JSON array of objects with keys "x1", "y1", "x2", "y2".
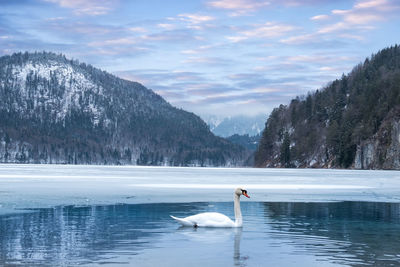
[
  {"x1": 44, "y1": 0, "x2": 118, "y2": 16},
  {"x1": 302, "y1": 0, "x2": 400, "y2": 38},
  {"x1": 310, "y1": 14, "x2": 330, "y2": 21},
  {"x1": 323, "y1": 0, "x2": 399, "y2": 32},
  {"x1": 207, "y1": 0, "x2": 270, "y2": 15},
  {"x1": 227, "y1": 22, "x2": 296, "y2": 42},
  {"x1": 207, "y1": 0, "x2": 270, "y2": 10},
  {"x1": 280, "y1": 33, "x2": 317, "y2": 45},
  {"x1": 355, "y1": 0, "x2": 387, "y2": 9},
  {"x1": 177, "y1": 14, "x2": 215, "y2": 24}
]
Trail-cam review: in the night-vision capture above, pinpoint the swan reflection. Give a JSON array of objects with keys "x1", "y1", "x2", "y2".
[
  {"x1": 234, "y1": 227, "x2": 249, "y2": 266},
  {"x1": 176, "y1": 226, "x2": 248, "y2": 266}
]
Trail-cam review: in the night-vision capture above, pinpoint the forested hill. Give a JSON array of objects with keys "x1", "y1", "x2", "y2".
[
  {"x1": 255, "y1": 45, "x2": 400, "y2": 169},
  {"x1": 0, "y1": 52, "x2": 248, "y2": 166}
]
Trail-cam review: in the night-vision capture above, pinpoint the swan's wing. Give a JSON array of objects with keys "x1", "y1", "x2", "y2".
[
  {"x1": 171, "y1": 212, "x2": 236, "y2": 227},
  {"x1": 170, "y1": 215, "x2": 195, "y2": 227}
]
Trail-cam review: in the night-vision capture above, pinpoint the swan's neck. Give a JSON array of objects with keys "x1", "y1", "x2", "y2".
[{"x1": 234, "y1": 194, "x2": 242, "y2": 227}]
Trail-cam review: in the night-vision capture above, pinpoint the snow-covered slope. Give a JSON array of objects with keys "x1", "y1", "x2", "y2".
[
  {"x1": 10, "y1": 59, "x2": 104, "y2": 123},
  {"x1": 0, "y1": 52, "x2": 248, "y2": 166}
]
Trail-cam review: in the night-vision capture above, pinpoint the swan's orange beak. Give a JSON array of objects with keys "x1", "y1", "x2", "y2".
[{"x1": 243, "y1": 192, "x2": 250, "y2": 198}]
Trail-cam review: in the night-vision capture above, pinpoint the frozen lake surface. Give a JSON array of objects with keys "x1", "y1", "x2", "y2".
[{"x1": 1, "y1": 164, "x2": 400, "y2": 266}]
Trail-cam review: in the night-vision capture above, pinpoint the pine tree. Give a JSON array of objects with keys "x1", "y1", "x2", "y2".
[{"x1": 280, "y1": 132, "x2": 291, "y2": 167}]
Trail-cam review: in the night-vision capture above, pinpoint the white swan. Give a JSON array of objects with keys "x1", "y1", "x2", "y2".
[{"x1": 170, "y1": 188, "x2": 250, "y2": 228}]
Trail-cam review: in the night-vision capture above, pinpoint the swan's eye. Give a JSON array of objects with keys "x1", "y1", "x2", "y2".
[{"x1": 241, "y1": 190, "x2": 250, "y2": 198}]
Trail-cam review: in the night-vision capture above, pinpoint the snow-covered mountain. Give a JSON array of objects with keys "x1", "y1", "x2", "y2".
[
  {"x1": 205, "y1": 114, "x2": 267, "y2": 137},
  {"x1": 0, "y1": 52, "x2": 249, "y2": 166}
]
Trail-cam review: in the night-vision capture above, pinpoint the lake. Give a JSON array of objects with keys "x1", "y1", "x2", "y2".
[{"x1": 1, "y1": 164, "x2": 400, "y2": 266}]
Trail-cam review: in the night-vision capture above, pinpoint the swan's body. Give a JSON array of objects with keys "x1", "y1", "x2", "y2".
[
  {"x1": 171, "y1": 188, "x2": 250, "y2": 228},
  {"x1": 171, "y1": 212, "x2": 237, "y2": 227}
]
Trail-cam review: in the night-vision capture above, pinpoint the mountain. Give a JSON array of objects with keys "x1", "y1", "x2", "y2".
[
  {"x1": 205, "y1": 114, "x2": 266, "y2": 137},
  {"x1": 255, "y1": 45, "x2": 400, "y2": 169},
  {"x1": 0, "y1": 51, "x2": 249, "y2": 166}
]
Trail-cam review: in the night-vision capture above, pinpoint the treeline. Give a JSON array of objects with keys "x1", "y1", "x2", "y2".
[
  {"x1": 255, "y1": 45, "x2": 400, "y2": 169},
  {"x1": 226, "y1": 134, "x2": 261, "y2": 151}
]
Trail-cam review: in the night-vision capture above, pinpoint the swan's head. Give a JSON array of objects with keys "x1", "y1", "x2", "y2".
[{"x1": 235, "y1": 188, "x2": 250, "y2": 198}]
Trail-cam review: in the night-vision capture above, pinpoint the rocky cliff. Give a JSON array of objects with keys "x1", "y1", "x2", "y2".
[{"x1": 355, "y1": 115, "x2": 400, "y2": 169}]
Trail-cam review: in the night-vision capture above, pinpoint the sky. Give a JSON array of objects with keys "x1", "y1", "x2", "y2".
[{"x1": 0, "y1": 0, "x2": 399, "y2": 119}]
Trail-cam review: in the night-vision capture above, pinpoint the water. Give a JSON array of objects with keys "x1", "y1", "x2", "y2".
[
  {"x1": 1, "y1": 165, "x2": 400, "y2": 266},
  {"x1": 1, "y1": 202, "x2": 400, "y2": 266}
]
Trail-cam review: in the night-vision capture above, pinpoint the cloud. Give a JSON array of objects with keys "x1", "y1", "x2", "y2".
[
  {"x1": 207, "y1": 0, "x2": 270, "y2": 10},
  {"x1": 181, "y1": 49, "x2": 199, "y2": 55},
  {"x1": 207, "y1": 0, "x2": 270, "y2": 16},
  {"x1": 319, "y1": 66, "x2": 341, "y2": 72},
  {"x1": 286, "y1": 54, "x2": 356, "y2": 64},
  {"x1": 113, "y1": 57, "x2": 347, "y2": 117},
  {"x1": 179, "y1": 42, "x2": 227, "y2": 55},
  {"x1": 44, "y1": 17, "x2": 198, "y2": 48},
  {"x1": 37, "y1": 19, "x2": 154, "y2": 58},
  {"x1": 310, "y1": 14, "x2": 329, "y2": 21},
  {"x1": 182, "y1": 56, "x2": 235, "y2": 66},
  {"x1": 318, "y1": 0, "x2": 399, "y2": 34},
  {"x1": 227, "y1": 22, "x2": 296, "y2": 42},
  {"x1": 280, "y1": 33, "x2": 317, "y2": 45},
  {"x1": 228, "y1": 73, "x2": 266, "y2": 80},
  {"x1": 177, "y1": 14, "x2": 215, "y2": 24},
  {"x1": 282, "y1": 30, "x2": 363, "y2": 47},
  {"x1": 141, "y1": 29, "x2": 197, "y2": 42},
  {"x1": 207, "y1": 0, "x2": 345, "y2": 15},
  {"x1": 113, "y1": 68, "x2": 285, "y2": 117},
  {"x1": 2, "y1": 0, "x2": 398, "y2": 119},
  {"x1": 0, "y1": 34, "x2": 75, "y2": 57},
  {"x1": 355, "y1": 0, "x2": 387, "y2": 9},
  {"x1": 159, "y1": 13, "x2": 216, "y2": 33},
  {"x1": 270, "y1": 0, "x2": 344, "y2": 6},
  {"x1": 163, "y1": 13, "x2": 216, "y2": 31},
  {"x1": 88, "y1": 37, "x2": 137, "y2": 47},
  {"x1": 43, "y1": 0, "x2": 118, "y2": 16},
  {"x1": 173, "y1": 82, "x2": 240, "y2": 96},
  {"x1": 338, "y1": 33, "x2": 364, "y2": 41},
  {"x1": 283, "y1": 0, "x2": 399, "y2": 46},
  {"x1": 44, "y1": 20, "x2": 118, "y2": 36},
  {"x1": 129, "y1": 27, "x2": 147, "y2": 33},
  {"x1": 115, "y1": 69, "x2": 207, "y2": 87},
  {"x1": 157, "y1": 23, "x2": 176, "y2": 30}
]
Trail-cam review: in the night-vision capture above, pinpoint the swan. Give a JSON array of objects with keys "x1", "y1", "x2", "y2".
[{"x1": 170, "y1": 188, "x2": 250, "y2": 228}]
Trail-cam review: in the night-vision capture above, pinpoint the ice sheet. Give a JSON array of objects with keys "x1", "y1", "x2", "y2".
[{"x1": 1, "y1": 164, "x2": 400, "y2": 215}]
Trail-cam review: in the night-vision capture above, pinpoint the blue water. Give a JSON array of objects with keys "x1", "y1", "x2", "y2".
[{"x1": 1, "y1": 201, "x2": 400, "y2": 266}]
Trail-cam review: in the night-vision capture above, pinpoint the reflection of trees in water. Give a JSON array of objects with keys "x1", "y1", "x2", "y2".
[
  {"x1": 0, "y1": 203, "x2": 207, "y2": 266},
  {"x1": 263, "y1": 202, "x2": 400, "y2": 266}
]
